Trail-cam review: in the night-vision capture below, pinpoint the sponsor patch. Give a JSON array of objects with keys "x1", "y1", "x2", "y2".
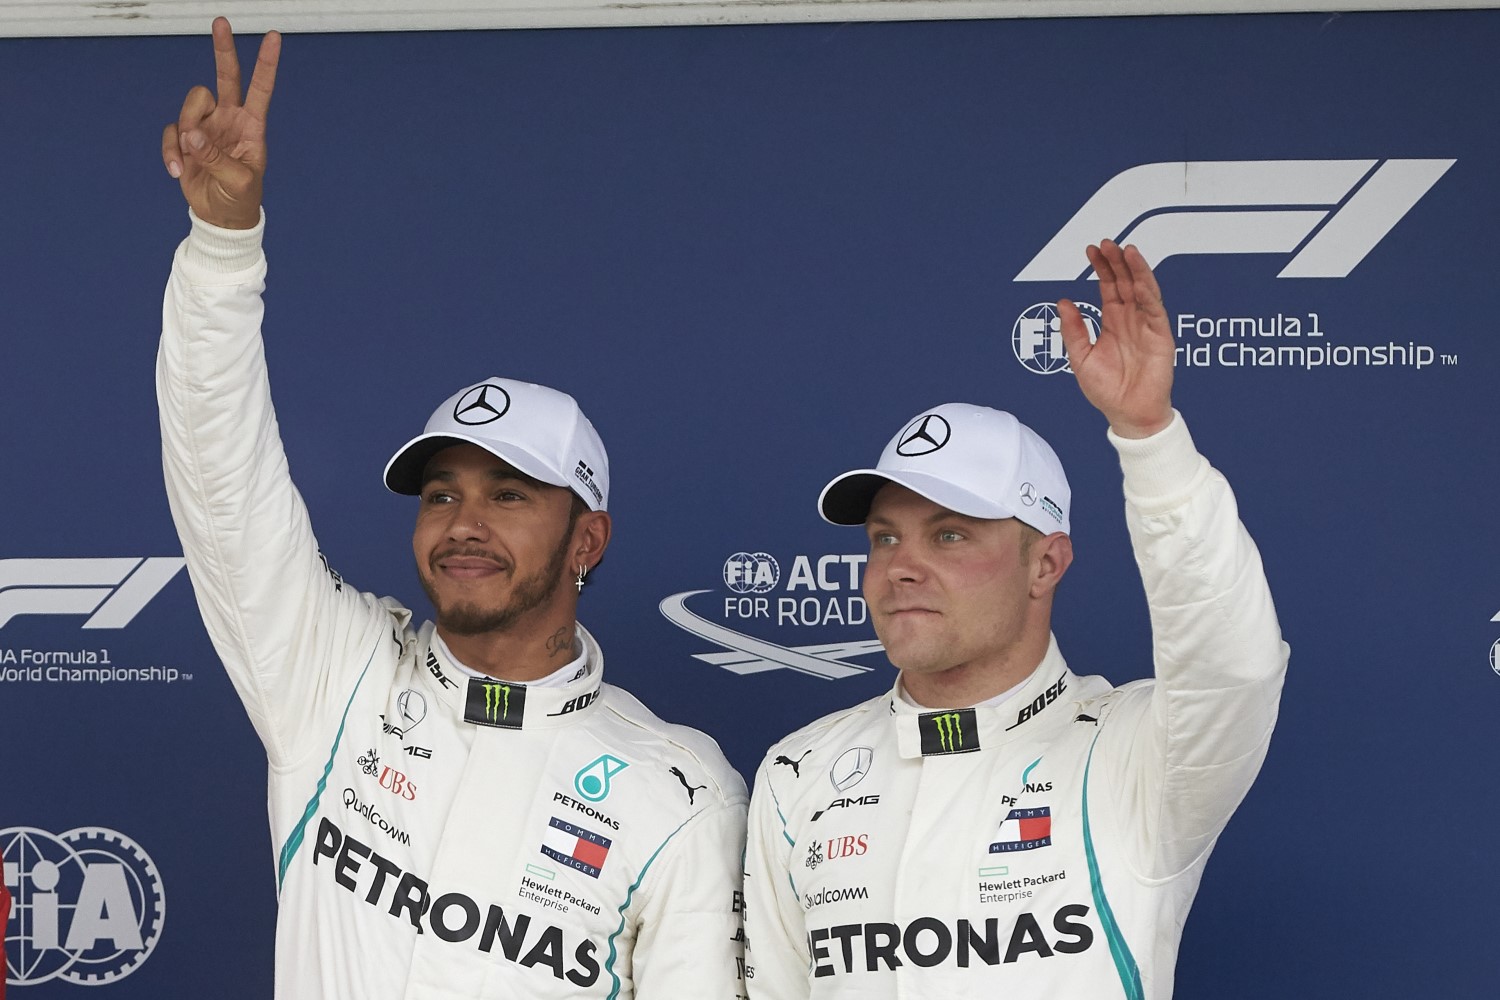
[
  {"x1": 989, "y1": 807, "x2": 1052, "y2": 854},
  {"x1": 540, "y1": 818, "x2": 612, "y2": 878}
]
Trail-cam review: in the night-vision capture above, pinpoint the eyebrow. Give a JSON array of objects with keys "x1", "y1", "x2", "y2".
[
  {"x1": 419, "y1": 465, "x2": 546, "y2": 490},
  {"x1": 866, "y1": 508, "x2": 982, "y2": 530}
]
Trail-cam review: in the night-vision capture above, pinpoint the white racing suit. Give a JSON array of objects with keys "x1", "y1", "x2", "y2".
[
  {"x1": 158, "y1": 212, "x2": 749, "y2": 1000},
  {"x1": 744, "y1": 413, "x2": 1288, "y2": 999}
]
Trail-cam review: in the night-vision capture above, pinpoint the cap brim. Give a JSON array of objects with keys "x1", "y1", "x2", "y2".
[
  {"x1": 818, "y1": 469, "x2": 1020, "y2": 525},
  {"x1": 383, "y1": 433, "x2": 568, "y2": 495}
]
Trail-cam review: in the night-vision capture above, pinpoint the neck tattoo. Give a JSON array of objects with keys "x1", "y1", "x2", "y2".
[{"x1": 545, "y1": 625, "x2": 577, "y2": 660}]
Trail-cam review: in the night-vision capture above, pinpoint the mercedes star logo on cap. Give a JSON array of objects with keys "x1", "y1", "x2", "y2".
[
  {"x1": 1019, "y1": 482, "x2": 1038, "y2": 506},
  {"x1": 896, "y1": 414, "x2": 951, "y2": 456},
  {"x1": 453, "y1": 384, "x2": 512, "y2": 425}
]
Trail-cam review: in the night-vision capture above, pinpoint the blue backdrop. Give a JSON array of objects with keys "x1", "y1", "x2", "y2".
[{"x1": 3, "y1": 9, "x2": 1497, "y2": 996}]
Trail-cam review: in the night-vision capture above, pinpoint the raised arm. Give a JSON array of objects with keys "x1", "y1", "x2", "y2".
[
  {"x1": 157, "y1": 20, "x2": 392, "y2": 770},
  {"x1": 1061, "y1": 242, "x2": 1288, "y2": 879}
]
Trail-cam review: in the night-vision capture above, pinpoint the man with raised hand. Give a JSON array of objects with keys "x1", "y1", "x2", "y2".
[
  {"x1": 743, "y1": 241, "x2": 1287, "y2": 999},
  {"x1": 159, "y1": 19, "x2": 746, "y2": 999}
]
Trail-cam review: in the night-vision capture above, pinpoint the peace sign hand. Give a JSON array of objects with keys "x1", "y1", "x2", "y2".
[
  {"x1": 1057, "y1": 241, "x2": 1176, "y2": 439},
  {"x1": 161, "y1": 17, "x2": 281, "y2": 230}
]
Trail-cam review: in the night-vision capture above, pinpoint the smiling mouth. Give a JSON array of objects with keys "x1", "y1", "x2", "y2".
[{"x1": 433, "y1": 553, "x2": 509, "y2": 578}]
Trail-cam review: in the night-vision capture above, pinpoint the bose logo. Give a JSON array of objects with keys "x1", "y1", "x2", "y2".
[
  {"x1": 1015, "y1": 159, "x2": 1454, "y2": 280},
  {"x1": 0, "y1": 558, "x2": 186, "y2": 629}
]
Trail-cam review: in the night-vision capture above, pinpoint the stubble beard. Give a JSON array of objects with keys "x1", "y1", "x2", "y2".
[{"x1": 421, "y1": 527, "x2": 573, "y2": 638}]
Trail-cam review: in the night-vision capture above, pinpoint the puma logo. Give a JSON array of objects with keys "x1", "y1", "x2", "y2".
[
  {"x1": 670, "y1": 766, "x2": 707, "y2": 805},
  {"x1": 774, "y1": 751, "x2": 811, "y2": 778}
]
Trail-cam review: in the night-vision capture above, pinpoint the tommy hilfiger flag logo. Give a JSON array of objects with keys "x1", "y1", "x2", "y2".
[
  {"x1": 540, "y1": 817, "x2": 612, "y2": 878},
  {"x1": 988, "y1": 806, "x2": 1052, "y2": 853}
]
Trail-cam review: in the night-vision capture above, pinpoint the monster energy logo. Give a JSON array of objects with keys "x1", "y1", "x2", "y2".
[
  {"x1": 934, "y1": 713, "x2": 964, "y2": 750},
  {"x1": 918, "y1": 708, "x2": 980, "y2": 756},
  {"x1": 486, "y1": 684, "x2": 512, "y2": 721},
  {"x1": 464, "y1": 676, "x2": 527, "y2": 729}
]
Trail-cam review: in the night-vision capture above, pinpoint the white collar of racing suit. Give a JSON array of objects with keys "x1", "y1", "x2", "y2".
[
  {"x1": 417, "y1": 621, "x2": 606, "y2": 731},
  {"x1": 888, "y1": 634, "x2": 1089, "y2": 759}
]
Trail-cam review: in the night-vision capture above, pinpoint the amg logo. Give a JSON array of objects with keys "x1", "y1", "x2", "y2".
[{"x1": 812, "y1": 795, "x2": 879, "y2": 822}]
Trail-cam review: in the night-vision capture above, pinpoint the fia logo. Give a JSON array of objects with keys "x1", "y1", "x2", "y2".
[
  {"x1": 1012, "y1": 302, "x2": 1102, "y2": 376},
  {"x1": 3, "y1": 826, "x2": 166, "y2": 985}
]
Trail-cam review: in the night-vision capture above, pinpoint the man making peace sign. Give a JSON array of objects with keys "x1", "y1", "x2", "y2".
[{"x1": 158, "y1": 20, "x2": 748, "y2": 999}]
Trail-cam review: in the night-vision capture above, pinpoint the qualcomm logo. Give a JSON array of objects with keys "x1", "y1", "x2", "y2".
[
  {"x1": 1012, "y1": 301, "x2": 1102, "y2": 375},
  {"x1": 4, "y1": 826, "x2": 166, "y2": 986},
  {"x1": 0, "y1": 558, "x2": 186, "y2": 630},
  {"x1": 1015, "y1": 159, "x2": 1453, "y2": 280},
  {"x1": 660, "y1": 552, "x2": 884, "y2": 681}
]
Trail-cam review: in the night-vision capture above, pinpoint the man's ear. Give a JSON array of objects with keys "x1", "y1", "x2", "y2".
[
  {"x1": 572, "y1": 511, "x2": 612, "y2": 570},
  {"x1": 1030, "y1": 532, "x2": 1073, "y2": 599}
]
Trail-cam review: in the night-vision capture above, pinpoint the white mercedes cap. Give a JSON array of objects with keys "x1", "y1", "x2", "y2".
[
  {"x1": 384, "y1": 377, "x2": 609, "y2": 511},
  {"x1": 818, "y1": 403, "x2": 1069, "y2": 534}
]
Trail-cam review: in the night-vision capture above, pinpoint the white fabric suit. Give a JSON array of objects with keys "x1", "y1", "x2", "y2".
[
  {"x1": 744, "y1": 413, "x2": 1287, "y2": 1000},
  {"x1": 158, "y1": 212, "x2": 749, "y2": 1000}
]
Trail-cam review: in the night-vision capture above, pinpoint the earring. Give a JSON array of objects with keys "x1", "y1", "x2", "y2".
[{"x1": 575, "y1": 564, "x2": 588, "y2": 593}]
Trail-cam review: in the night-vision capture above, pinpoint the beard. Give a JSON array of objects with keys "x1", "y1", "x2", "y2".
[{"x1": 419, "y1": 524, "x2": 573, "y2": 637}]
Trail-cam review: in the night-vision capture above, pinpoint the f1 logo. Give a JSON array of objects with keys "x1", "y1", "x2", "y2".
[
  {"x1": 1015, "y1": 159, "x2": 1454, "y2": 280},
  {"x1": 0, "y1": 558, "x2": 186, "y2": 629}
]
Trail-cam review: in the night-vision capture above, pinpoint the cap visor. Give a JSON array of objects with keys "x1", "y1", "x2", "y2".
[
  {"x1": 818, "y1": 469, "x2": 1018, "y2": 525},
  {"x1": 383, "y1": 433, "x2": 568, "y2": 495}
]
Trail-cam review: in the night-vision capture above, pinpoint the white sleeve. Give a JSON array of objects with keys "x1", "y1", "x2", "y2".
[
  {"x1": 631, "y1": 800, "x2": 750, "y2": 1000},
  {"x1": 1103, "y1": 410, "x2": 1290, "y2": 879},
  {"x1": 743, "y1": 763, "x2": 811, "y2": 1000},
  {"x1": 157, "y1": 209, "x2": 394, "y2": 769}
]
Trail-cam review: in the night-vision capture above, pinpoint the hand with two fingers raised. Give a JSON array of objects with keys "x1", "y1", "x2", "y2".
[{"x1": 160, "y1": 17, "x2": 281, "y2": 230}]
